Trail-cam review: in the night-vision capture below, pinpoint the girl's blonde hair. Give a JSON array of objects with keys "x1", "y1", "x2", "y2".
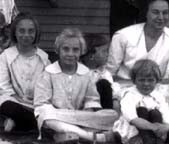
[
  {"x1": 54, "y1": 28, "x2": 87, "y2": 55},
  {"x1": 130, "y1": 59, "x2": 162, "y2": 83}
]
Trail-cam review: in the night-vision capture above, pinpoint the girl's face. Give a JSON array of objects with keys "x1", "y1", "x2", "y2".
[
  {"x1": 93, "y1": 44, "x2": 109, "y2": 66},
  {"x1": 59, "y1": 37, "x2": 81, "y2": 66},
  {"x1": 146, "y1": 0, "x2": 169, "y2": 30},
  {"x1": 135, "y1": 74, "x2": 157, "y2": 95},
  {"x1": 15, "y1": 19, "x2": 36, "y2": 47}
]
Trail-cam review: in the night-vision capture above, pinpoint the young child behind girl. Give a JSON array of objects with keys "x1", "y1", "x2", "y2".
[
  {"x1": 81, "y1": 33, "x2": 121, "y2": 112},
  {"x1": 121, "y1": 59, "x2": 169, "y2": 144}
]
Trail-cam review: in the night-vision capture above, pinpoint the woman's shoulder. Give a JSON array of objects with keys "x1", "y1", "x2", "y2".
[
  {"x1": 112, "y1": 23, "x2": 145, "y2": 44},
  {"x1": 115, "y1": 23, "x2": 145, "y2": 35},
  {"x1": 164, "y1": 27, "x2": 169, "y2": 37}
]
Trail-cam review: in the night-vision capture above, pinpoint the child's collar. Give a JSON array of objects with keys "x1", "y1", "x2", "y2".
[{"x1": 45, "y1": 61, "x2": 89, "y2": 75}]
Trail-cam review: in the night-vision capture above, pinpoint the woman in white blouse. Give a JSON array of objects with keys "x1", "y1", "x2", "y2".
[{"x1": 107, "y1": 0, "x2": 169, "y2": 84}]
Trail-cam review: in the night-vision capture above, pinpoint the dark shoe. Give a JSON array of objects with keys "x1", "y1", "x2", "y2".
[
  {"x1": 104, "y1": 131, "x2": 122, "y2": 144},
  {"x1": 53, "y1": 132, "x2": 79, "y2": 144},
  {"x1": 114, "y1": 132, "x2": 122, "y2": 144}
]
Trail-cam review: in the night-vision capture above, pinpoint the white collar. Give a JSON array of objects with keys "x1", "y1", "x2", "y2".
[
  {"x1": 45, "y1": 61, "x2": 89, "y2": 75},
  {"x1": 4, "y1": 46, "x2": 49, "y2": 66}
]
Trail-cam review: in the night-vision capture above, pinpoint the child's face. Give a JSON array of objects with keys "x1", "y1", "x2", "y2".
[
  {"x1": 93, "y1": 44, "x2": 109, "y2": 66},
  {"x1": 59, "y1": 37, "x2": 81, "y2": 66},
  {"x1": 15, "y1": 19, "x2": 36, "y2": 47},
  {"x1": 135, "y1": 74, "x2": 157, "y2": 95}
]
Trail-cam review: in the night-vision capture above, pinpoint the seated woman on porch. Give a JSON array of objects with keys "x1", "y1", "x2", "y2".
[
  {"x1": 0, "y1": 12, "x2": 50, "y2": 133},
  {"x1": 107, "y1": 0, "x2": 169, "y2": 86},
  {"x1": 34, "y1": 28, "x2": 120, "y2": 143}
]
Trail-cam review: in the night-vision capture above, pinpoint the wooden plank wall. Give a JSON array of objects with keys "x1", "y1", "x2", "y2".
[{"x1": 15, "y1": 0, "x2": 110, "y2": 52}]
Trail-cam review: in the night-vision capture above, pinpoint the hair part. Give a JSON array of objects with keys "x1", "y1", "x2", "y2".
[
  {"x1": 10, "y1": 12, "x2": 41, "y2": 44},
  {"x1": 54, "y1": 27, "x2": 86, "y2": 56},
  {"x1": 130, "y1": 59, "x2": 162, "y2": 83}
]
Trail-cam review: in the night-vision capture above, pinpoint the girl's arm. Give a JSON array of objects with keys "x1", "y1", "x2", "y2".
[
  {"x1": 34, "y1": 71, "x2": 53, "y2": 107},
  {"x1": 0, "y1": 51, "x2": 16, "y2": 96},
  {"x1": 130, "y1": 117, "x2": 158, "y2": 132}
]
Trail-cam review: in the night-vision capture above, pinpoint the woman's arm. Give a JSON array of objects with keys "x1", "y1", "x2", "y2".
[{"x1": 106, "y1": 33, "x2": 127, "y2": 76}]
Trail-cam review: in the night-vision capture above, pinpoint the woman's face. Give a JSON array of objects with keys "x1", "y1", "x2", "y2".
[
  {"x1": 59, "y1": 37, "x2": 81, "y2": 66},
  {"x1": 146, "y1": 0, "x2": 169, "y2": 30},
  {"x1": 15, "y1": 19, "x2": 36, "y2": 47}
]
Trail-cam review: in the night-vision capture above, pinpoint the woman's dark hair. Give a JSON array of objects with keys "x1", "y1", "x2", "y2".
[
  {"x1": 10, "y1": 12, "x2": 40, "y2": 44},
  {"x1": 130, "y1": 59, "x2": 162, "y2": 83}
]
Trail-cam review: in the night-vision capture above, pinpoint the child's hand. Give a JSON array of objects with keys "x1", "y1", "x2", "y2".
[{"x1": 154, "y1": 123, "x2": 169, "y2": 140}]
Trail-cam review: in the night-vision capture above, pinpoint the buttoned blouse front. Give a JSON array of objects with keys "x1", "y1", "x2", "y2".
[
  {"x1": 34, "y1": 61, "x2": 101, "y2": 111},
  {"x1": 13, "y1": 54, "x2": 44, "y2": 101}
]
